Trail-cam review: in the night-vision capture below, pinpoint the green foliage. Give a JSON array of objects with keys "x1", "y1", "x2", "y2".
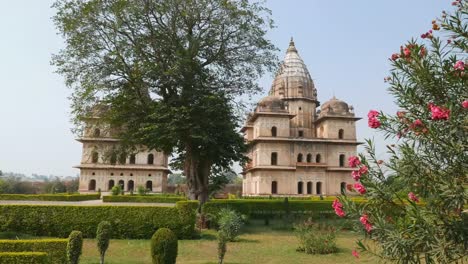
[
  {"x1": 151, "y1": 228, "x2": 178, "y2": 264},
  {"x1": 0, "y1": 252, "x2": 48, "y2": 264},
  {"x1": 295, "y1": 219, "x2": 338, "y2": 255},
  {"x1": 96, "y1": 221, "x2": 111, "y2": 264},
  {"x1": 339, "y1": 2, "x2": 468, "y2": 263},
  {"x1": 0, "y1": 239, "x2": 68, "y2": 263},
  {"x1": 67, "y1": 231, "x2": 83, "y2": 264},
  {"x1": 111, "y1": 185, "x2": 121, "y2": 196},
  {"x1": 137, "y1": 185, "x2": 147, "y2": 196},
  {"x1": 103, "y1": 195, "x2": 186, "y2": 203},
  {"x1": 217, "y1": 209, "x2": 243, "y2": 242},
  {"x1": 167, "y1": 174, "x2": 186, "y2": 185},
  {"x1": 0, "y1": 193, "x2": 100, "y2": 201},
  {"x1": 0, "y1": 203, "x2": 196, "y2": 239},
  {"x1": 43, "y1": 177, "x2": 67, "y2": 194},
  {"x1": 217, "y1": 231, "x2": 227, "y2": 264},
  {"x1": 0, "y1": 176, "x2": 37, "y2": 194}
]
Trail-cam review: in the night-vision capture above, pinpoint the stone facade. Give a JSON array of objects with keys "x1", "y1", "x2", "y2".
[
  {"x1": 242, "y1": 39, "x2": 361, "y2": 196},
  {"x1": 76, "y1": 111, "x2": 170, "y2": 193}
]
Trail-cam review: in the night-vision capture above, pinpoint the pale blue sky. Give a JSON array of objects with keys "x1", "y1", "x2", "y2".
[{"x1": 0, "y1": 1, "x2": 448, "y2": 176}]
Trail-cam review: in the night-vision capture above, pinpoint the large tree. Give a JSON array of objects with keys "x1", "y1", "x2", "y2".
[
  {"x1": 52, "y1": 0, "x2": 277, "y2": 203},
  {"x1": 334, "y1": 1, "x2": 467, "y2": 263}
]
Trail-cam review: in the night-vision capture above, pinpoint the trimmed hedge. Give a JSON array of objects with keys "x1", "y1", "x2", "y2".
[
  {"x1": 0, "y1": 239, "x2": 67, "y2": 264},
  {"x1": 0, "y1": 252, "x2": 48, "y2": 264},
  {"x1": 103, "y1": 195, "x2": 186, "y2": 203},
  {"x1": 0, "y1": 193, "x2": 100, "y2": 201},
  {"x1": 151, "y1": 228, "x2": 178, "y2": 264},
  {"x1": 202, "y1": 200, "x2": 358, "y2": 219},
  {"x1": 0, "y1": 202, "x2": 196, "y2": 239}
]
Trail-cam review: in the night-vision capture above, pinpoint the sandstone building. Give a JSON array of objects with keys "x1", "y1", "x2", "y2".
[
  {"x1": 242, "y1": 39, "x2": 361, "y2": 196},
  {"x1": 76, "y1": 109, "x2": 170, "y2": 193}
]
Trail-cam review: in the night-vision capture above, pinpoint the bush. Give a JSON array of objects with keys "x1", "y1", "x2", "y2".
[
  {"x1": 0, "y1": 202, "x2": 196, "y2": 239},
  {"x1": 103, "y1": 195, "x2": 186, "y2": 203},
  {"x1": 295, "y1": 219, "x2": 338, "y2": 255},
  {"x1": 217, "y1": 231, "x2": 227, "y2": 264},
  {"x1": 0, "y1": 252, "x2": 48, "y2": 264},
  {"x1": 217, "y1": 209, "x2": 243, "y2": 242},
  {"x1": 137, "y1": 185, "x2": 147, "y2": 196},
  {"x1": 0, "y1": 239, "x2": 68, "y2": 263},
  {"x1": 0, "y1": 193, "x2": 100, "y2": 201},
  {"x1": 97, "y1": 221, "x2": 111, "y2": 264},
  {"x1": 151, "y1": 228, "x2": 178, "y2": 264},
  {"x1": 67, "y1": 231, "x2": 83, "y2": 264},
  {"x1": 111, "y1": 185, "x2": 121, "y2": 196}
]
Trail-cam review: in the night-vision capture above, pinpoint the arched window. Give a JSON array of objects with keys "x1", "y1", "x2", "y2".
[
  {"x1": 307, "y1": 182, "x2": 312, "y2": 194},
  {"x1": 338, "y1": 129, "x2": 344, "y2": 139},
  {"x1": 146, "y1": 180, "x2": 153, "y2": 191},
  {"x1": 118, "y1": 154, "x2": 126, "y2": 164},
  {"x1": 316, "y1": 182, "x2": 322, "y2": 195},
  {"x1": 129, "y1": 154, "x2": 136, "y2": 164},
  {"x1": 271, "y1": 181, "x2": 278, "y2": 194},
  {"x1": 127, "y1": 180, "x2": 134, "y2": 191},
  {"x1": 118, "y1": 180, "x2": 124, "y2": 190},
  {"x1": 316, "y1": 154, "x2": 321, "y2": 163},
  {"x1": 339, "y1": 154, "x2": 345, "y2": 167},
  {"x1": 297, "y1": 153, "x2": 303, "y2": 162},
  {"x1": 297, "y1": 181, "x2": 303, "y2": 194},
  {"x1": 271, "y1": 152, "x2": 278, "y2": 165},
  {"x1": 271, "y1": 126, "x2": 277, "y2": 137},
  {"x1": 88, "y1": 179, "x2": 96, "y2": 191},
  {"x1": 93, "y1": 128, "x2": 100, "y2": 137},
  {"x1": 298, "y1": 130, "x2": 304, "y2": 137},
  {"x1": 340, "y1": 182, "x2": 347, "y2": 195},
  {"x1": 91, "y1": 152, "x2": 99, "y2": 163},
  {"x1": 108, "y1": 180, "x2": 115, "y2": 191},
  {"x1": 147, "y1": 154, "x2": 154, "y2": 165},
  {"x1": 306, "y1": 153, "x2": 312, "y2": 163},
  {"x1": 110, "y1": 153, "x2": 117, "y2": 165}
]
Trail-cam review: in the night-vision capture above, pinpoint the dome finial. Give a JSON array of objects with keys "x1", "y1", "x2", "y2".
[{"x1": 287, "y1": 37, "x2": 297, "y2": 53}]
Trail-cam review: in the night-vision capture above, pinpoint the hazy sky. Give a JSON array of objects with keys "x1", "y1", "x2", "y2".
[{"x1": 0, "y1": 1, "x2": 449, "y2": 176}]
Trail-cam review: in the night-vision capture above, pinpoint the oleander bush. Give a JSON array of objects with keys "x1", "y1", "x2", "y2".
[
  {"x1": 67, "y1": 231, "x2": 83, "y2": 264},
  {"x1": 0, "y1": 201, "x2": 196, "y2": 239},
  {"x1": 103, "y1": 195, "x2": 186, "y2": 203},
  {"x1": 151, "y1": 228, "x2": 178, "y2": 264},
  {"x1": 0, "y1": 238, "x2": 68, "y2": 263},
  {"x1": 0, "y1": 193, "x2": 100, "y2": 201},
  {"x1": 0, "y1": 252, "x2": 48, "y2": 264}
]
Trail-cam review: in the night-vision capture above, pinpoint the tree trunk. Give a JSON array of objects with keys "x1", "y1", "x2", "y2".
[
  {"x1": 197, "y1": 159, "x2": 212, "y2": 206},
  {"x1": 184, "y1": 145, "x2": 200, "y2": 201},
  {"x1": 100, "y1": 253, "x2": 105, "y2": 264}
]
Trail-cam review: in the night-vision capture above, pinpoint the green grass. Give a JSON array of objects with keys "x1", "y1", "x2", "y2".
[{"x1": 80, "y1": 222, "x2": 376, "y2": 264}]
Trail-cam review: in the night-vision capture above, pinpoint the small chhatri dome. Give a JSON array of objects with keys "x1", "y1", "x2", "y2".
[
  {"x1": 270, "y1": 38, "x2": 317, "y2": 102},
  {"x1": 321, "y1": 96, "x2": 350, "y2": 115},
  {"x1": 256, "y1": 95, "x2": 286, "y2": 112}
]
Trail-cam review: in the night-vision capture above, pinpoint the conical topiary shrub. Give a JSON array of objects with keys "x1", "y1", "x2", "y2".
[{"x1": 150, "y1": 228, "x2": 178, "y2": 264}]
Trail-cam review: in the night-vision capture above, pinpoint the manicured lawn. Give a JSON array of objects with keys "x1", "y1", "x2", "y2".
[{"x1": 81, "y1": 222, "x2": 376, "y2": 264}]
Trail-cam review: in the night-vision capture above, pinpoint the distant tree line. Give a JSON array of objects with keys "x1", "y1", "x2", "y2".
[{"x1": 0, "y1": 176, "x2": 79, "y2": 194}]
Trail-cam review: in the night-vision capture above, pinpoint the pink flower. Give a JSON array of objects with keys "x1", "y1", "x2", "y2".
[
  {"x1": 368, "y1": 118, "x2": 381, "y2": 129},
  {"x1": 429, "y1": 103, "x2": 450, "y2": 120},
  {"x1": 454, "y1": 60, "x2": 465, "y2": 71},
  {"x1": 354, "y1": 182, "x2": 366, "y2": 195},
  {"x1": 367, "y1": 110, "x2": 379, "y2": 118},
  {"x1": 403, "y1": 47, "x2": 411, "y2": 57},
  {"x1": 359, "y1": 165, "x2": 369, "y2": 175},
  {"x1": 463, "y1": 100, "x2": 468, "y2": 108},
  {"x1": 335, "y1": 207, "x2": 345, "y2": 217},
  {"x1": 351, "y1": 170, "x2": 361, "y2": 181},
  {"x1": 420, "y1": 47, "x2": 427, "y2": 57},
  {"x1": 348, "y1": 156, "x2": 361, "y2": 167},
  {"x1": 412, "y1": 119, "x2": 423, "y2": 127},
  {"x1": 408, "y1": 192, "x2": 419, "y2": 202},
  {"x1": 332, "y1": 199, "x2": 345, "y2": 217},
  {"x1": 359, "y1": 214, "x2": 372, "y2": 233},
  {"x1": 352, "y1": 250, "x2": 359, "y2": 259},
  {"x1": 397, "y1": 111, "x2": 406, "y2": 119},
  {"x1": 391, "y1": 53, "x2": 400, "y2": 61}
]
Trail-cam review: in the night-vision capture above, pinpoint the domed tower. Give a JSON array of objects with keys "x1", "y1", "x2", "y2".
[
  {"x1": 315, "y1": 96, "x2": 359, "y2": 140},
  {"x1": 270, "y1": 38, "x2": 319, "y2": 138}
]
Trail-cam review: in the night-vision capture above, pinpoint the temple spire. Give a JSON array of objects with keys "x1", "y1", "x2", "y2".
[{"x1": 287, "y1": 37, "x2": 297, "y2": 53}]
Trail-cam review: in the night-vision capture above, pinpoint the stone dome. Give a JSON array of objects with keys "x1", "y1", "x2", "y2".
[
  {"x1": 320, "y1": 96, "x2": 350, "y2": 114},
  {"x1": 269, "y1": 38, "x2": 317, "y2": 101},
  {"x1": 256, "y1": 95, "x2": 286, "y2": 112}
]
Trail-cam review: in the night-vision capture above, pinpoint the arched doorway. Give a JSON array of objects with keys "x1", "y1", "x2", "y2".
[
  {"x1": 339, "y1": 154, "x2": 345, "y2": 167},
  {"x1": 271, "y1": 152, "x2": 278, "y2": 165},
  {"x1": 118, "y1": 180, "x2": 124, "y2": 190},
  {"x1": 271, "y1": 181, "x2": 278, "y2": 194},
  {"x1": 340, "y1": 182, "x2": 346, "y2": 194},
  {"x1": 108, "y1": 180, "x2": 115, "y2": 191},
  {"x1": 338, "y1": 129, "x2": 344, "y2": 139},
  {"x1": 146, "y1": 180, "x2": 153, "y2": 191},
  {"x1": 307, "y1": 182, "x2": 312, "y2": 194},
  {"x1": 316, "y1": 182, "x2": 322, "y2": 195},
  {"x1": 297, "y1": 181, "x2": 303, "y2": 194},
  {"x1": 88, "y1": 179, "x2": 96, "y2": 191},
  {"x1": 271, "y1": 126, "x2": 277, "y2": 137},
  {"x1": 127, "y1": 180, "x2": 134, "y2": 191},
  {"x1": 147, "y1": 154, "x2": 154, "y2": 164}
]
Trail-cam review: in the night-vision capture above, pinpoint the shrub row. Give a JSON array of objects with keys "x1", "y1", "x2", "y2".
[
  {"x1": 0, "y1": 239, "x2": 67, "y2": 264},
  {"x1": 202, "y1": 200, "x2": 358, "y2": 219},
  {"x1": 0, "y1": 252, "x2": 48, "y2": 264},
  {"x1": 103, "y1": 195, "x2": 186, "y2": 203},
  {"x1": 0, "y1": 201, "x2": 197, "y2": 239},
  {"x1": 0, "y1": 193, "x2": 101, "y2": 201},
  {"x1": 236, "y1": 196, "x2": 367, "y2": 202}
]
